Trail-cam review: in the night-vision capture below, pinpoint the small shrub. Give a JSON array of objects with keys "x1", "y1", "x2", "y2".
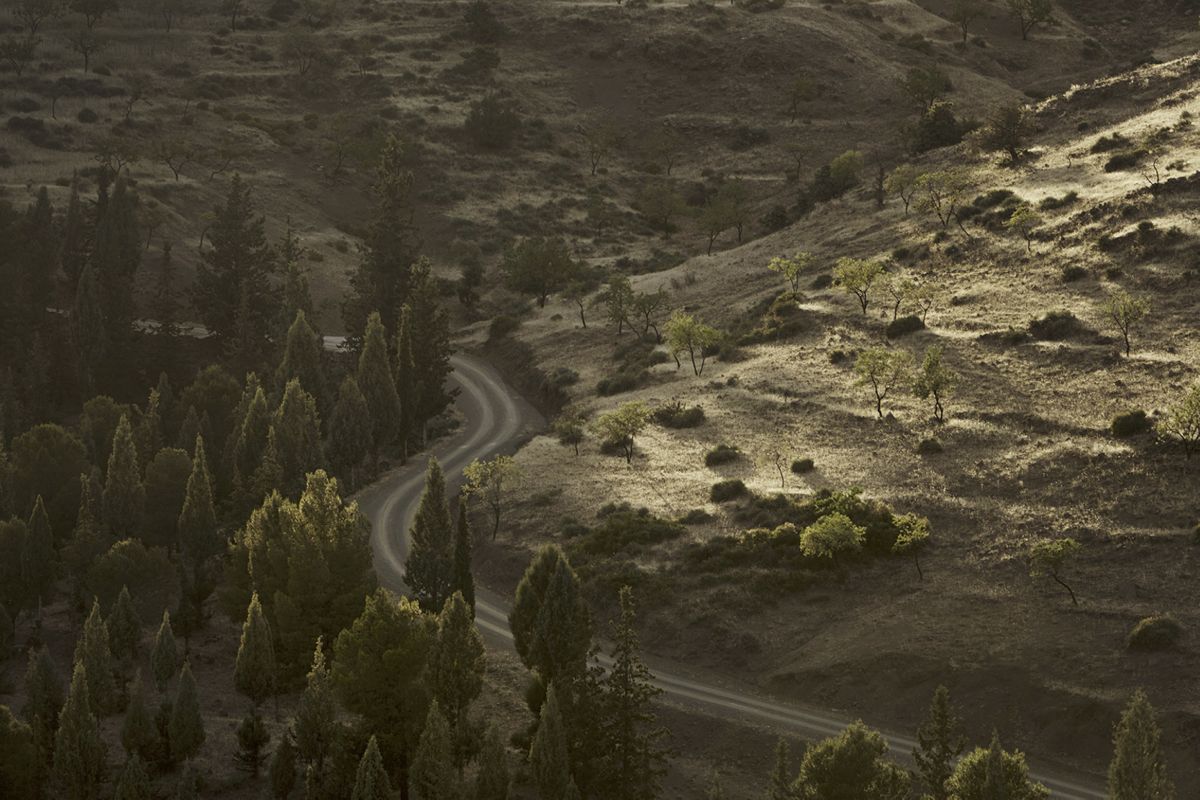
[
  {"x1": 567, "y1": 508, "x2": 685, "y2": 559},
  {"x1": 886, "y1": 314, "x2": 925, "y2": 339},
  {"x1": 488, "y1": 314, "x2": 520, "y2": 339},
  {"x1": 652, "y1": 401, "x2": 706, "y2": 429},
  {"x1": 78, "y1": 108, "x2": 99, "y2": 123},
  {"x1": 464, "y1": 92, "x2": 520, "y2": 149},
  {"x1": 727, "y1": 124, "x2": 770, "y2": 151},
  {"x1": 679, "y1": 509, "x2": 714, "y2": 525},
  {"x1": 1089, "y1": 132, "x2": 1130, "y2": 154},
  {"x1": 1038, "y1": 191, "x2": 1079, "y2": 211},
  {"x1": 790, "y1": 458, "x2": 814, "y2": 474},
  {"x1": 1060, "y1": 265, "x2": 1088, "y2": 282},
  {"x1": 705, "y1": 444, "x2": 741, "y2": 467},
  {"x1": 1029, "y1": 311, "x2": 1087, "y2": 341},
  {"x1": 1104, "y1": 149, "x2": 1147, "y2": 172},
  {"x1": 1127, "y1": 614, "x2": 1183, "y2": 652},
  {"x1": 596, "y1": 370, "x2": 647, "y2": 397},
  {"x1": 916, "y1": 438, "x2": 943, "y2": 455},
  {"x1": 710, "y1": 479, "x2": 747, "y2": 503},
  {"x1": 1111, "y1": 410, "x2": 1152, "y2": 438}
]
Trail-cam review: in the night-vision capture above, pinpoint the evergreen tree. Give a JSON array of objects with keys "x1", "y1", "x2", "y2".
[
  {"x1": 404, "y1": 458, "x2": 456, "y2": 612},
  {"x1": 193, "y1": 174, "x2": 277, "y2": 342},
  {"x1": 475, "y1": 724, "x2": 510, "y2": 800},
  {"x1": 151, "y1": 242, "x2": 181, "y2": 342},
  {"x1": 102, "y1": 415, "x2": 144, "y2": 536},
  {"x1": 273, "y1": 378, "x2": 322, "y2": 496},
  {"x1": 178, "y1": 436, "x2": 219, "y2": 565},
  {"x1": 278, "y1": 220, "x2": 314, "y2": 338},
  {"x1": 602, "y1": 586, "x2": 667, "y2": 800},
  {"x1": 151, "y1": 610, "x2": 178, "y2": 693},
  {"x1": 21, "y1": 188, "x2": 56, "y2": 332},
  {"x1": 168, "y1": 662, "x2": 205, "y2": 763},
  {"x1": 73, "y1": 599, "x2": 115, "y2": 716},
  {"x1": 510, "y1": 546, "x2": 569, "y2": 672},
  {"x1": 65, "y1": 470, "x2": 112, "y2": 601},
  {"x1": 355, "y1": 311, "x2": 401, "y2": 459},
  {"x1": 529, "y1": 557, "x2": 593, "y2": 686},
  {"x1": 351, "y1": 735, "x2": 393, "y2": 800},
  {"x1": 269, "y1": 732, "x2": 298, "y2": 800},
  {"x1": 174, "y1": 766, "x2": 200, "y2": 800},
  {"x1": 73, "y1": 262, "x2": 108, "y2": 396},
  {"x1": 530, "y1": 683, "x2": 572, "y2": 800},
  {"x1": 21, "y1": 494, "x2": 55, "y2": 609},
  {"x1": 407, "y1": 261, "x2": 455, "y2": 440},
  {"x1": 0, "y1": 703, "x2": 37, "y2": 800},
  {"x1": 61, "y1": 179, "x2": 90, "y2": 287},
  {"x1": 1107, "y1": 690, "x2": 1174, "y2": 800},
  {"x1": 327, "y1": 376, "x2": 371, "y2": 487},
  {"x1": 791, "y1": 722, "x2": 910, "y2": 800},
  {"x1": 913, "y1": 685, "x2": 964, "y2": 800},
  {"x1": 945, "y1": 731, "x2": 1048, "y2": 800},
  {"x1": 765, "y1": 739, "x2": 793, "y2": 800},
  {"x1": 276, "y1": 310, "x2": 326, "y2": 410},
  {"x1": 52, "y1": 663, "x2": 106, "y2": 800},
  {"x1": 134, "y1": 389, "x2": 164, "y2": 469},
  {"x1": 452, "y1": 496, "x2": 475, "y2": 613},
  {"x1": 120, "y1": 672, "x2": 157, "y2": 761},
  {"x1": 113, "y1": 753, "x2": 150, "y2": 800},
  {"x1": 231, "y1": 386, "x2": 271, "y2": 505},
  {"x1": 106, "y1": 586, "x2": 142, "y2": 663},
  {"x1": 432, "y1": 592, "x2": 485, "y2": 755},
  {"x1": 293, "y1": 639, "x2": 339, "y2": 772},
  {"x1": 250, "y1": 427, "x2": 285, "y2": 505},
  {"x1": 411, "y1": 702, "x2": 457, "y2": 800},
  {"x1": 23, "y1": 647, "x2": 63, "y2": 797},
  {"x1": 393, "y1": 304, "x2": 417, "y2": 456},
  {"x1": 175, "y1": 406, "x2": 201, "y2": 452},
  {"x1": 235, "y1": 711, "x2": 272, "y2": 776},
  {"x1": 234, "y1": 592, "x2": 276, "y2": 709},
  {"x1": 92, "y1": 176, "x2": 141, "y2": 346}
]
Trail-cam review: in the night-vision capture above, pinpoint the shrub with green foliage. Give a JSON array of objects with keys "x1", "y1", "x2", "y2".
[
  {"x1": 791, "y1": 458, "x2": 814, "y2": 474},
  {"x1": 652, "y1": 400, "x2": 705, "y2": 429},
  {"x1": 710, "y1": 480, "x2": 747, "y2": 503},
  {"x1": 886, "y1": 314, "x2": 925, "y2": 339},
  {"x1": 704, "y1": 444, "x2": 741, "y2": 467},
  {"x1": 1111, "y1": 410, "x2": 1152, "y2": 438},
  {"x1": 1127, "y1": 614, "x2": 1183, "y2": 652},
  {"x1": 565, "y1": 508, "x2": 685, "y2": 560}
]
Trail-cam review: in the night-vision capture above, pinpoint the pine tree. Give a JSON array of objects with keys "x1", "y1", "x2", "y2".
[
  {"x1": 293, "y1": 638, "x2": 339, "y2": 771},
  {"x1": 103, "y1": 415, "x2": 145, "y2": 536},
  {"x1": 151, "y1": 610, "x2": 178, "y2": 693},
  {"x1": 452, "y1": 496, "x2": 475, "y2": 613},
  {"x1": 151, "y1": 242, "x2": 181, "y2": 341},
  {"x1": 529, "y1": 557, "x2": 593, "y2": 686},
  {"x1": 356, "y1": 311, "x2": 401, "y2": 459},
  {"x1": 73, "y1": 262, "x2": 108, "y2": 396},
  {"x1": 327, "y1": 376, "x2": 372, "y2": 487},
  {"x1": 106, "y1": 586, "x2": 143, "y2": 663},
  {"x1": 92, "y1": 176, "x2": 141, "y2": 345},
  {"x1": 407, "y1": 261, "x2": 455, "y2": 441},
  {"x1": 1108, "y1": 690, "x2": 1174, "y2": 800},
  {"x1": 404, "y1": 457, "x2": 455, "y2": 612},
  {"x1": 411, "y1": 701, "x2": 458, "y2": 800},
  {"x1": 73, "y1": 599, "x2": 115, "y2": 716},
  {"x1": 530, "y1": 683, "x2": 572, "y2": 800},
  {"x1": 234, "y1": 592, "x2": 276, "y2": 709},
  {"x1": 602, "y1": 586, "x2": 667, "y2": 800},
  {"x1": 914, "y1": 685, "x2": 964, "y2": 800},
  {"x1": 393, "y1": 304, "x2": 417, "y2": 456},
  {"x1": 134, "y1": 389, "x2": 164, "y2": 469},
  {"x1": 52, "y1": 663, "x2": 106, "y2": 800},
  {"x1": 21, "y1": 494, "x2": 55, "y2": 609},
  {"x1": 60, "y1": 179, "x2": 89, "y2": 287},
  {"x1": 23, "y1": 647, "x2": 63, "y2": 797},
  {"x1": 765, "y1": 739, "x2": 793, "y2": 800},
  {"x1": 65, "y1": 470, "x2": 111, "y2": 601},
  {"x1": 276, "y1": 310, "x2": 326, "y2": 410},
  {"x1": 113, "y1": 753, "x2": 150, "y2": 800},
  {"x1": 178, "y1": 435, "x2": 218, "y2": 565},
  {"x1": 120, "y1": 672, "x2": 157, "y2": 761},
  {"x1": 278, "y1": 220, "x2": 314, "y2": 338},
  {"x1": 432, "y1": 592, "x2": 485, "y2": 747},
  {"x1": 250, "y1": 427, "x2": 285, "y2": 504},
  {"x1": 982, "y1": 731, "x2": 1007, "y2": 798},
  {"x1": 0, "y1": 703, "x2": 37, "y2": 800},
  {"x1": 269, "y1": 732, "x2": 298, "y2": 800},
  {"x1": 169, "y1": 662, "x2": 205, "y2": 763},
  {"x1": 475, "y1": 725, "x2": 510, "y2": 800},
  {"x1": 273, "y1": 378, "x2": 322, "y2": 496},
  {"x1": 235, "y1": 711, "x2": 272, "y2": 776},
  {"x1": 231, "y1": 386, "x2": 271, "y2": 503},
  {"x1": 351, "y1": 735, "x2": 392, "y2": 800}
]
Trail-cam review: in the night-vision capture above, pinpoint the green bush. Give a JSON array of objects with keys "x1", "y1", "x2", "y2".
[
  {"x1": 1111, "y1": 410, "x2": 1152, "y2": 438},
  {"x1": 1104, "y1": 149, "x2": 1147, "y2": 172},
  {"x1": 916, "y1": 438, "x2": 943, "y2": 455},
  {"x1": 652, "y1": 400, "x2": 706, "y2": 429},
  {"x1": 464, "y1": 92, "x2": 520, "y2": 149},
  {"x1": 886, "y1": 314, "x2": 925, "y2": 339},
  {"x1": 488, "y1": 314, "x2": 520, "y2": 339},
  {"x1": 710, "y1": 479, "x2": 747, "y2": 503},
  {"x1": 679, "y1": 508, "x2": 714, "y2": 525},
  {"x1": 1038, "y1": 191, "x2": 1079, "y2": 211},
  {"x1": 791, "y1": 458, "x2": 814, "y2": 474},
  {"x1": 1127, "y1": 614, "x2": 1183, "y2": 652},
  {"x1": 596, "y1": 370, "x2": 647, "y2": 396},
  {"x1": 566, "y1": 508, "x2": 685, "y2": 559},
  {"x1": 1090, "y1": 132, "x2": 1130, "y2": 154},
  {"x1": 705, "y1": 444, "x2": 741, "y2": 467},
  {"x1": 1029, "y1": 311, "x2": 1089, "y2": 341}
]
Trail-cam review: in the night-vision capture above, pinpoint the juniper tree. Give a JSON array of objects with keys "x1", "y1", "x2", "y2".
[
  {"x1": 293, "y1": 639, "x2": 339, "y2": 773},
  {"x1": 913, "y1": 686, "x2": 964, "y2": 800},
  {"x1": 475, "y1": 725, "x2": 511, "y2": 800},
  {"x1": 24, "y1": 647, "x2": 62, "y2": 796},
  {"x1": 327, "y1": 376, "x2": 372, "y2": 487},
  {"x1": 106, "y1": 586, "x2": 142, "y2": 664},
  {"x1": 452, "y1": 497, "x2": 475, "y2": 611},
  {"x1": 356, "y1": 312, "x2": 402, "y2": 459},
  {"x1": 351, "y1": 736, "x2": 392, "y2": 800},
  {"x1": 405, "y1": 458, "x2": 456, "y2": 612},
  {"x1": 234, "y1": 593, "x2": 276, "y2": 709},
  {"x1": 432, "y1": 592, "x2": 485, "y2": 753},
  {"x1": 276, "y1": 310, "x2": 326, "y2": 408},
  {"x1": 531, "y1": 684, "x2": 573, "y2": 799},
  {"x1": 250, "y1": 428, "x2": 284, "y2": 505},
  {"x1": 52, "y1": 663, "x2": 106, "y2": 800},
  {"x1": 393, "y1": 304, "x2": 418, "y2": 456},
  {"x1": 509, "y1": 546, "x2": 593, "y2": 681},
  {"x1": 410, "y1": 702, "x2": 457, "y2": 800},
  {"x1": 273, "y1": 379, "x2": 323, "y2": 496},
  {"x1": 236, "y1": 712, "x2": 272, "y2": 777},
  {"x1": 22, "y1": 495, "x2": 54, "y2": 610},
  {"x1": 74, "y1": 599, "x2": 115, "y2": 716},
  {"x1": 151, "y1": 610, "x2": 178, "y2": 693},
  {"x1": 114, "y1": 752, "x2": 151, "y2": 800},
  {"x1": 231, "y1": 387, "x2": 271, "y2": 505},
  {"x1": 1107, "y1": 690, "x2": 1174, "y2": 800},
  {"x1": 177, "y1": 436, "x2": 218, "y2": 566},
  {"x1": 168, "y1": 662, "x2": 204, "y2": 763},
  {"x1": 120, "y1": 672, "x2": 157, "y2": 762},
  {"x1": 103, "y1": 415, "x2": 145, "y2": 537},
  {"x1": 134, "y1": 390, "x2": 164, "y2": 469}
]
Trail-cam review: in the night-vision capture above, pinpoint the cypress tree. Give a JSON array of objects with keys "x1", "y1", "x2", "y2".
[
  {"x1": 174, "y1": 766, "x2": 200, "y2": 800},
  {"x1": 235, "y1": 711, "x2": 271, "y2": 776},
  {"x1": 21, "y1": 494, "x2": 55, "y2": 609},
  {"x1": 177, "y1": 436, "x2": 218, "y2": 565},
  {"x1": 231, "y1": 386, "x2": 270, "y2": 500},
  {"x1": 234, "y1": 592, "x2": 276, "y2": 709},
  {"x1": 278, "y1": 220, "x2": 314, "y2": 337},
  {"x1": 475, "y1": 724, "x2": 510, "y2": 800},
  {"x1": 135, "y1": 389, "x2": 164, "y2": 470},
  {"x1": 113, "y1": 753, "x2": 150, "y2": 800},
  {"x1": 393, "y1": 304, "x2": 417, "y2": 456},
  {"x1": 276, "y1": 310, "x2": 326, "y2": 409},
  {"x1": 530, "y1": 557, "x2": 593, "y2": 686},
  {"x1": 92, "y1": 176, "x2": 141, "y2": 344},
  {"x1": 530, "y1": 683, "x2": 571, "y2": 800},
  {"x1": 269, "y1": 732, "x2": 298, "y2": 800},
  {"x1": 151, "y1": 610, "x2": 178, "y2": 693},
  {"x1": 168, "y1": 662, "x2": 204, "y2": 763},
  {"x1": 103, "y1": 415, "x2": 145, "y2": 536},
  {"x1": 293, "y1": 638, "x2": 338, "y2": 771},
  {"x1": 403, "y1": 457, "x2": 455, "y2": 612},
  {"x1": 407, "y1": 262, "x2": 455, "y2": 442},
  {"x1": 52, "y1": 663, "x2": 106, "y2": 800},
  {"x1": 0, "y1": 703, "x2": 37, "y2": 800},
  {"x1": 23, "y1": 647, "x2": 62, "y2": 797},
  {"x1": 356, "y1": 311, "x2": 402, "y2": 458},
  {"x1": 73, "y1": 599, "x2": 115, "y2": 716},
  {"x1": 452, "y1": 496, "x2": 475, "y2": 613},
  {"x1": 1108, "y1": 690, "x2": 1174, "y2": 800},
  {"x1": 175, "y1": 406, "x2": 201, "y2": 451},
  {"x1": 602, "y1": 586, "x2": 667, "y2": 800},
  {"x1": 327, "y1": 376, "x2": 372, "y2": 488},
  {"x1": 273, "y1": 379, "x2": 322, "y2": 496},
  {"x1": 432, "y1": 592, "x2": 485, "y2": 748},
  {"x1": 106, "y1": 586, "x2": 142, "y2": 663},
  {"x1": 351, "y1": 735, "x2": 392, "y2": 800},
  {"x1": 982, "y1": 731, "x2": 1007, "y2": 798},
  {"x1": 151, "y1": 243, "x2": 181, "y2": 341},
  {"x1": 765, "y1": 739, "x2": 793, "y2": 800},
  {"x1": 914, "y1": 685, "x2": 964, "y2": 800},
  {"x1": 250, "y1": 427, "x2": 284, "y2": 504},
  {"x1": 73, "y1": 262, "x2": 108, "y2": 397},
  {"x1": 411, "y1": 701, "x2": 457, "y2": 800},
  {"x1": 60, "y1": 179, "x2": 89, "y2": 287},
  {"x1": 120, "y1": 672, "x2": 157, "y2": 761},
  {"x1": 65, "y1": 470, "x2": 111, "y2": 600},
  {"x1": 509, "y1": 545, "x2": 566, "y2": 671}
]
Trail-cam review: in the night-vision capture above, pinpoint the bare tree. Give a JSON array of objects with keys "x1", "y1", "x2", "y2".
[
  {"x1": 66, "y1": 26, "x2": 104, "y2": 72},
  {"x1": 16, "y1": 0, "x2": 60, "y2": 38},
  {"x1": 154, "y1": 135, "x2": 192, "y2": 180}
]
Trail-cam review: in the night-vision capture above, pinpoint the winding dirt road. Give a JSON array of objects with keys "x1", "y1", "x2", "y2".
[{"x1": 353, "y1": 352, "x2": 1107, "y2": 800}]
